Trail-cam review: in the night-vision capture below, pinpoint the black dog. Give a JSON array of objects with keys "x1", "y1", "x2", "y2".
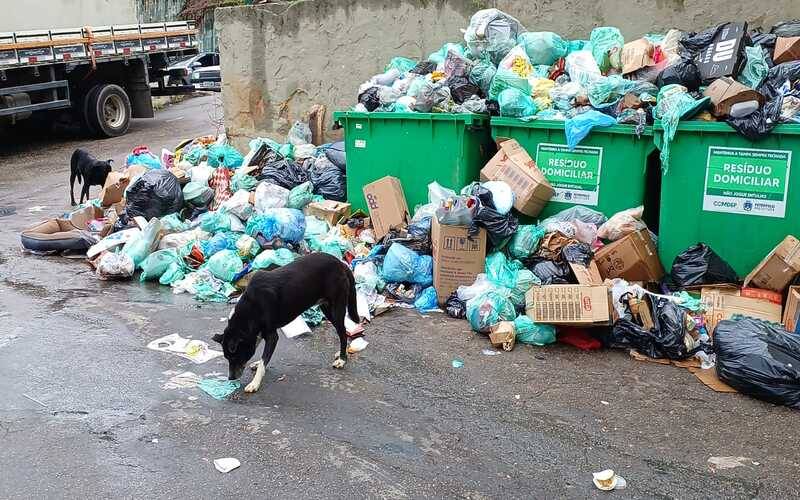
[
  {"x1": 70, "y1": 148, "x2": 113, "y2": 205},
  {"x1": 212, "y1": 252, "x2": 361, "y2": 393}
]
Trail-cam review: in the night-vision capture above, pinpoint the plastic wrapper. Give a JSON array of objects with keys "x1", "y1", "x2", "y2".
[
  {"x1": 414, "y1": 286, "x2": 439, "y2": 312},
  {"x1": 463, "y1": 9, "x2": 524, "y2": 64},
  {"x1": 531, "y1": 78, "x2": 555, "y2": 109},
  {"x1": 207, "y1": 144, "x2": 244, "y2": 169},
  {"x1": 564, "y1": 110, "x2": 616, "y2": 149},
  {"x1": 287, "y1": 181, "x2": 314, "y2": 209},
  {"x1": 466, "y1": 290, "x2": 516, "y2": 333},
  {"x1": 469, "y1": 60, "x2": 497, "y2": 95},
  {"x1": 470, "y1": 204, "x2": 518, "y2": 247},
  {"x1": 384, "y1": 283, "x2": 425, "y2": 304},
  {"x1": 738, "y1": 45, "x2": 768, "y2": 89},
  {"x1": 251, "y1": 248, "x2": 295, "y2": 270},
  {"x1": 508, "y1": 225, "x2": 545, "y2": 259},
  {"x1": 205, "y1": 249, "x2": 244, "y2": 282},
  {"x1": 607, "y1": 299, "x2": 694, "y2": 360},
  {"x1": 254, "y1": 182, "x2": 289, "y2": 212},
  {"x1": 498, "y1": 87, "x2": 538, "y2": 118},
  {"x1": 715, "y1": 317, "x2": 800, "y2": 408},
  {"x1": 598, "y1": 206, "x2": 647, "y2": 240},
  {"x1": 381, "y1": 243, "x2": 433, "y2": 286},
  {"x1": 498, "y1": 45, "x2": 533, "y2": 77},
  {"x1": 664, "y1": 243, "x2": 738, "y2": 289},
  {"x1": 96, "y1": 251, "x2": 135, "y2": 280},
  {"x1": 122, "y1": 218, "x2": 162, "y2": 268},
  {"x1": 445, "y1": 292, "x2": 467, "y2": 319},
  {"x1": 488, "y1": 68, "x2": 532, "y2": 101},
  {"x1": 308, "y1": 156, "x2": 346, "y2": 201},
  {"x1": 517, "y1": 31, "x2": 567, "y2": 65},
  {"x1": 514, "y1": 315, "x2": 556, "y2": 346},
  {"x1": 781, "y1": 95, "x2": 800, "y2": 123},
  {"x1": 140, "y1": 249, "x2": 181, "y2": 281},
  {"x1": 428, "y1": 181, "x2": 457, "y2": 204},
  {"x1": 566, "y1": 51, "x2": 601, "y2": 87},
  {"x1": 245, "y1": 208, "x2": 306, "y2": 244},
  {"x1": 590, "y1": 26, "x2": 624, "y2": 73},
  {"x1": 125, "y1": 170, "x2": 184, "y2": 220}
]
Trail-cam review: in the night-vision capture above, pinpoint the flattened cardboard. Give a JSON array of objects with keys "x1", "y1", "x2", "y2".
[
  {"x1": 701, "y1": 288, "x2": 782, "y2": 334},
  {"x1": 595, "y1": 229, "x2": 664, "y2": 282},
  {"x1": 480, "y1": 139, "x2": 554, "y2": 217},
  {"x1": 691, "y1": 367, "x2": 738, "y2": 393},
  {"x1": 431, "y1": 218, "x2": 487, "y2": 304},
  {"x1": 744, "y1": 235, "x2": 800, "y2": 293},
  {"x1": 305, "y1": 200, "x2": 352, "y2": 227},
  {"x1": 622, "y1": 38, "x2": 655, "y2": 74},
  {"x1": 703, "y1": 77, "x2": 764, "y2": 118},
  {"x1": 525, "y1": 285, "x2": 612, "y2": 326},
  {"x1": 782, "y1": 286, "x2": 800, "y2": 333},
  {"x1": 99, "y1": 171, "x2": 130, "y2": 207},
  {"x1": 569, "y1": 260, "x2": 603, "y2": 285},
  {"x1": 362, "y1": 176, "x2": 409, "y2": 240},
  {"x1": 774, "y1": 37, "x2": 800, "y2": 65}
]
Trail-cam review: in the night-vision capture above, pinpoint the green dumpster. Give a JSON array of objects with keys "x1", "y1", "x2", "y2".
[
  {"x1": 333, "y1": 111, "x2": 495, "y2": 212},
  {"x1": 490, "y1": 118, "x2": 655, "y2": 220},
  {"x1": 655, "y1": 121, "x2": 800, "y2": 277}
]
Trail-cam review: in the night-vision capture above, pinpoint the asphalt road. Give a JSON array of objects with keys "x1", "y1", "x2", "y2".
[{"x1": 1, "y1": 95, "x2": 799, "y2": 499}]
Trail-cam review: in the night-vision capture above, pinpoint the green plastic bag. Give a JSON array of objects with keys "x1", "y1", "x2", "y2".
[
  {"x1": 428, "y1": 43, "x2": 466, "y2": 66},
  {"x1": 489, "y1": 67, "x2": 532, "y2": 101},
  {"x1": 139, "y1": 249, "x2": 181, "y2": 282},
  {"x1": 231, "y1": 172, "x2": 258, "y2": 192},
  {"x1": 738, "y1": 45, "x2": 768, "y2": 89},
  {"x1": 287, "y1": 181, "x2": 314, "y2": 209},
  {"x1": 205, "y1": 249, "x2": 244, "y2": 282},
  {"x1": 160, "y1": 262, "x2": 186, "y2": 286},
  {"x1": 200, "y1": 208, "x2": 232, "y2": 234},
  {"x1": 469, "y1": 59, "x2": 497, "y2": 95},
  {"x1": 302, "y1": 305, "x2": 325, "y2": 326},
  {"x1": 509, "y1": 269, "x2": 538, "y2": 307},
  {"x1": 385, "y1": 56, "x2": 417, "y2": 74},
  {"x1": 160, "y1": 213, "x2": 189, "y2": 233},
  {"x1": 587, "y1": 75, "x2": 636, "y2": 108},
  {"x1": 304, "y1": 215, "x2": 330, "y2": 239},
  {"x1": 498, "y1": 87, "x2": 538, "y2": 118},
  {"x1": 467, "y1": 290, "x2": 516, "y2": 333},
  {"x1": 508, "y1": 225, "x2": 545, "y2": 259},
  {"x1": 590, "y1": 27, "x2": 624, "y2": 73},
  {"x1": 485, "y1": 252, "x2": 521, "y2": 289},
  {"x1": 251, "y1": 248, "x2": 295, "y2": 270},
  {"x1": 567, "y1": 40, "x2": 590, "y2": 54},
  {"x1": 517, "y1": 32, "x2": 567, "y2": 66},
  {"x1": 654, "y1": 85, "x2": 710, "y2": 171},
  {"x1": 514, "y1": 315, "x2": 556, "y2": 345}
]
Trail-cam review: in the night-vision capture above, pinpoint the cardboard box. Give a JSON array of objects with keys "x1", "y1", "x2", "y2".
[
  {"x1": 305, "y1": 200, "x2": 352, "y2": 227},
  {"x1": 743, "y1": 235, "x2": 800, "y2": 292},
  {"x1": 774, "y1": 37, "x2": 800, "y2": 65},
  {"x1": 489, "y1": 321, "x2": 516, "y2": 351},
  {"x1": 628, "y1": 295, "x2": 654, "y2": 330},
  {"x1": 480, "y1": 139, "x2": 554, "y2": 217},
  {"x1": 783, "y1": 286, "x2": 800, "y2": 333},
  {"x1": 622, "y1": 38, "x2": 656, "y2": 74},
  {"x1": 701, "y1": 285, "x2": 783, "y2": 305},
  {"x1": 99, "y1": 172, "x2": 130, "y2": 207},
  {"x1": 703, "y1": 77, "x2": 764, "y2": 118},
  {"x1": 362, "y1": 176, "x2": 409, "y2": 240},
  {"x1": 594, "y1": 229, "x2": 664, "y2": 282},
  {"x1": 569, "y1": 260, "x2": 604, "y2": 285},
  {"x1": 431, "y1": 218, "x2": 487, "y2": 304},
  {"x1": 701, "y1": 288, "x2": 782, "y2": 334},
  {"x1": 696, "y1": 22, "x2": 748, "y2": 83},
  {"x1": 525, "y1": 285, "x2": 612, "y2": 326}
]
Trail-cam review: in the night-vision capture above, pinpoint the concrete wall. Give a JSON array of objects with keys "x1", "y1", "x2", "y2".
[
  {"x1": 0, "y1": 0, "x2": 138, "y2": 31},
  {"x1": 217, "y1": 0, "x2": 800, "y2": 148}
]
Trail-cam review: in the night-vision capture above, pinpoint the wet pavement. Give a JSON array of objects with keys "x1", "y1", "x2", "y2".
[{"x1": 1, "y1": 94, "x2": 799, "y2": 499}]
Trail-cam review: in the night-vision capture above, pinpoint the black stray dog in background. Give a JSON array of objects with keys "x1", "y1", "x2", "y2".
[
  {"x1": 70, "y1": 148, "x2": 113, "y2": 205},
  {"x1": 212, "y1": 252, "x2": 361, "y2": 393}
]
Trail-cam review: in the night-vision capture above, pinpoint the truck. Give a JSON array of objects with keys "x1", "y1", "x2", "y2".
[{"x1": 0, "y1": 21, "x2": 198, "y2": 138}]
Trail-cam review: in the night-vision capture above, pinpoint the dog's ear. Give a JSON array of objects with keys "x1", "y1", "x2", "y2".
[
  {"x1": 211, "y1": 333, "x2": 223, "y2": 344},
  {"x1": 107, "y1": 159, "x2": 114, "y2": 165}
]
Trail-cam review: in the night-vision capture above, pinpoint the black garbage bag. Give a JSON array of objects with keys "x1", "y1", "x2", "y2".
[
  {"x1": 750, "y1": 31, "x2": 777, "y2": 63},
  {"x1": 679, "y1": 24, "x2": 728, "y2": 54},
  {"x1": 715, "y1": 316, "x2": 800, "y2": 408},
  {"x1": 407, "y1": 216, "x2": 432, "y2": 240},
  {"x1": 125, "y1": 169, "x2": 184, "y2": 220},
  {"x1": 607, "y1": 298, "x2": 694, "y2": 360},
  {"x1": 445, "y1": 292, "x2": 467, "y2": 319},
  {"x1": 486, "y1": 100, "x2": 500, "y2": 116},
  {"x1": 308, "y1": 156, "x2": 346, "y2": 201},
  {"x1": 358, "y1": 86, "x2": 381, "y2": 112},
  {"x1": 383, "y1": 227, "x2": 431, "y2": 255},
  {"x1": 771, "y1": 20, "x2": 800, "y2": 38},
  {"x1": 528, "y1": 258, "x2": 572, "y2": 285},
  {"x1": 469, "y1": 204, "x2": 518, "y2": 247},
  {"x1": 410, "y1": 60, "x2": 437, "y2": 75},
  {"x1": 447, "y1": 76, "x2": 482, "y2": 104},
  {"x1": 324, "y1": 141, "x2": 346, "y2": 172},
  {"x1": 561, "y1": 243, "x2": 593, "y2": 266},
  {"x1": 259, "y1": 158, "x2": 308, "y2": 190},
  {"x1": 664, "y1": 243, "x2": 738, "y2": 290},
  {"x1": 656, "y1": 57, "x2": 702, "y2": 90}
]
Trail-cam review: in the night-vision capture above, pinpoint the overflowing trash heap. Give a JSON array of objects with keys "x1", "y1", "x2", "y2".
[{"x1": 354, "y1": 10, "x2": 800, "y2": 164}]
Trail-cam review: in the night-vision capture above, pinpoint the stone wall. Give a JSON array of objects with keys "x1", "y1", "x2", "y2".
[{"x1": 217, "y1": 0, "x2": 800, "y2": 148}]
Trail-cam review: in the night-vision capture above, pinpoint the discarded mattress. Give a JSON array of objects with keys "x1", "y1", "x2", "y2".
[{"x1": 20, "y1": 219, "x2": 97, "y2": 253}]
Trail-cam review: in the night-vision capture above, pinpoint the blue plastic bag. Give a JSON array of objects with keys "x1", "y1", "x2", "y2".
[
  {"x1": 498, "y1": 88, "x2": 538, "y2": 118},
  {"x1": 381, "y1": 243, "x2": 433, "y2": 286},
  {"x1": 466, "y1": 290, "x2": 516, "y2": 333},
  {"x1": 514, "y1": 315, "x2": 556, "y2": 345},
  {"x1": 207, "y1": 144, "x2": 244, "y2": 169},
  {"x1": 126, "y1": 150, "x2": 161, "y2": 169},
  {"x1": 565, "y1": 110, "x2": 616, "y2": 149},
  {"x1": 414, "y1": 286, "x2": 439, "y2": 312},
  {"x1": 200, "y1": 232, "x2": 238, "y2": 258},
  {"x1": 245, "y1": 208, "x2": 306, "y2": 243}
]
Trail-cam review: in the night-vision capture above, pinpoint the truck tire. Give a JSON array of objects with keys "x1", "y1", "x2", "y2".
[
  {"x1": 80, "y1": 85, "x2": 102, "y2": 136},
  {"x1": 86, "y1": 84, "x2": 131, "y2": 138}
]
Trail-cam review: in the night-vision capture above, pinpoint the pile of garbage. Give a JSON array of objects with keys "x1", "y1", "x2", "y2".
[{"x1": 354, "y1": 9, "x2": 800, "y2": 162}]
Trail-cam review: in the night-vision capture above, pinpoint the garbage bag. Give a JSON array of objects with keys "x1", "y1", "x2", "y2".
[
  {"x1": 308, "y1": 156, "x2": 346, "y2": 201},
  {"x1": 444, "y1": 49, "x2": 473, "y2": 79},
  {"x1": 139, "y1": 249, "x2": 181, "y2": 281},
  {"x1": 125, "y1": 169, "x2": 184, "y2": 220},
  {"x1": 514, "y1": 315, "x2": 556, "y2": 345},
  {"x1": 324, "y1": 141, "x2": 346, "y2": 172},
  {"x1": 589, "y1": 27, "x2": 624, "y2": 73},
  {"x1": 656, "y1": 57, "x2": 702, "y2": 91},
  {"x1": 508, "y1": 225, "x2": 545, "y2": 260},
  {"x1": 564, "y1": 110, "x2": 616, "y2": 149},
  {"x1": 231, "y1": 171, "x2": 258, "y2": 192},
  {"x1": 205, "y1": 249, "x2": 244, "y2": 282},
  {"x1": 679, "y1": 23, "x2": 728, "y2": 55},
  {"x1": 482, "y1": 181, "x2": 514, "y2": 215},
  {"x1": 489, "y1": 67, "x2": 532, "y2": 101},
  {"x1": 608, "y1": 298, "x2": 693, "y2": 360},
  {"x1": 428, "y1": 43, "x2": 467, "y2": 67},
  {"x1": 457, "y1": 273, "x2": 494, "y2": 303},
  {"x1": 96, "y1": 251, "x2": 135, "y2": 280},
  {"x1": 566, "y1": 50, "x2": 602, "y2": 87},
  {"x1": 220, "y1": 190, "x2": 254, "y2": 220},
  {"x1": 200, "y1": 231, "x2": 238, "y2": 257},
  {"x1": 469, "y1": 60, "x2": 497, "y2": 96},
  {"x1": 235, "y1": 234, "x2": 259, "y2": 260},
  {"x1": 529, "y1": 258, "x2": 572, "y2": 284},
  {"x1": 725, "y1": 62, "x2": 794, "y2": 140},
  {"x1": 251, "y1": 248, "x2": 296, "y2": 270},
  {"x1": 447, "y1": 76, "x2": 482, "y2": 104},
  {"x1": 466, "y1": 290, "x2": 517, "y2": 333},
  {"x1": 122, "y1": 218, "x2": 162, "y2": 268},
  {"x1": 358, "y1": 86, "x2": 381, "y2": 112},
  {"x1": 771, "y1": 20, "x2": 800, "y2": 37},
  {"x1": 498, "y1": 87, "x2": 538, "y2": 118},
  {"x1": 445, "y1": 292, "x2": 467, "y2": 319},
  {"x1": 410, "y1": 60, "x2": 437, "y2": 75},
  {"x1": 550, "y1": 81, "x2": 585, "y2": 111},
  {"x1": 588, "y1": 75, "x2": 637, "y2": 108},
  {"x1": 385, "y1": 56, "x2": 417, "y2": 74},
  {"x1": 598, "y1": 206, "x2": 647, "y2": 241},
  {"x1": 485, "y1": 252, "x2": 521, "y2": 290},
  {"x1": 453, "y1": 96, "x2": 488, "y2": 114},
  {"x1": 207, "y1": 144, "x2": 244, "y2": 169},
  {"x1": 464, "y1": 8, "x2": 525, "y2": 65},
  {"x1": 715, "y1": 317, "x2": 800, "y2": 408},
  {"x1": 470, "y1": 204, "x2": 518, "y2": 247},
  {"x1": 414, "y1": 286, "x2": 439, "y2": 312},
  {"x1": 517, "y1": 32, "x2": 567, "y2": 65},
  {"x1": 739, "y1": 45, "x2": 769, "y2": 89},
  {"x1": 561, "y1": 243, "x2": 593, "y2": 266},
  {"x1": 287, "y1": 121, "x2": 313, "y2": 146},
  {"x1": 654, "y1": 84, "x2": 710, "y2": 170},
  {"x1": 254, "y1": 182, "x2": 289, "y2": 212},
  {"x1": 428, "y1": 181, "x2": 457, "y2": 204},
  {"x1": 245, "y1": 208, "x2": 306, "y2": 244},
  {"x1": 259, "y1": 157, "x2": 308, "y2": 190},
  {"x1": 413, "y1": 81, "x2": 452, "y2": 113},
  {"x1": 381, "y1": 243, "x2": 432, "y2": 286},
  {"x1": 287, "y1": 181, "x2": 314, "y2": 209},
  {"x1": 541, "y1": 205, "x2": 608, "y2": 228},
  {"x1": 183, "y1": 182, "x2": 214, "y2": 208},
  {"x1": 664, "y1": 243, "x2": 738, "y2": 289},
  {"x1": 160, "y1": 213, "x2": 189, "y2": 234}
]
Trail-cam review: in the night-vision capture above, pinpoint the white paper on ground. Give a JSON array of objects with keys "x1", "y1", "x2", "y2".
[
  {"x1": 147, "y1": 334, "x2": 223, "y2": 364},
  {"x1": 213, "y1": 457, "x2": 241, "y2": 473},
  {"x1": 347, "y1": 337, "x2": 368, "y2": 354},
  {"x1": 279, "y1": 316, "x2": 312, "y2": 339}
]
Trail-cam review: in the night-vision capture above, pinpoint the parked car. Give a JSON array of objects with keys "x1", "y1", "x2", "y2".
[
  {"x1": 166, "y1": 52, "x2": 219, "y2": 86},
  {"x1": 191, "y1": 65, "x2": 221, "y2": 91}
]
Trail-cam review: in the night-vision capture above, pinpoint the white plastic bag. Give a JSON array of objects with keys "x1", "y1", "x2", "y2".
[
  {"x1": 96, "y1": 251, "x2": 134, "y2": 280},
  {"x1": 457, "y1": 273, "x2": 494, "y2": 303},
  {"x1": 428, "y1": 181, "x2": 457, "y2": 205},
  {"x1": 566, "y1": 50, "x2": 601, "y2": 87},
  {"x1": 483, "y1": 181, "x2": 515, "y2": 215},
  {"x1": 221, "y1": 190, "x2": 254, "y2": 220},
  {"x1": 254, "y1": 182, "x2": 289, "y2": 212},
  {"x1": 598, "y1": 206, "x2": 647, "y2": 241},
  {"x1": 189, "y1": 163, "x2": 213, "y2": 186}
]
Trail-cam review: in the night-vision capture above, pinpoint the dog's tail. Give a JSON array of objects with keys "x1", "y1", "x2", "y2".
[{"x1": 346, "y1": 268, "x2": 360, "y2": 324}]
